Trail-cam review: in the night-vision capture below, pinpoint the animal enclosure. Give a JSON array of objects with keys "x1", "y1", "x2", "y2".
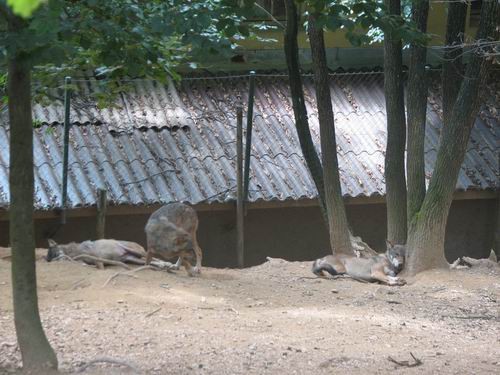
[{"x1": 0, "y1": 252, "x2": 498, "y2": 374}]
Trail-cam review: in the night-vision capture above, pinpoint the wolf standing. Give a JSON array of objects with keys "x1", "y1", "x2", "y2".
[{"x1": 145, "y1": 202, "x2": 203, "y2": 276}]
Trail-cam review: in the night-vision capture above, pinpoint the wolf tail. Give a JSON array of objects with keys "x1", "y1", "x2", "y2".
[{"x1": 312, "y1": 259, "x2": 339, "y2": 277}]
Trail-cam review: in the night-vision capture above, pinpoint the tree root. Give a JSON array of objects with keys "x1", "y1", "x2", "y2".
[
  {"x1": 387, "y1": 352, "x2": 422, "y2": 367},
  {"x1": 350, "y1": 234, "x2": 378, "y2": 257},
  {"x1": 76, "y1": 356, "x2": 140, "y2": 373}
]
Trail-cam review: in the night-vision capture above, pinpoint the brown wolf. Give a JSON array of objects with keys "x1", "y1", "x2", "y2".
[
  {"x1": 46, "y1": 239, "x2": 147, "y2": 269},
  {"x1": 312, "y1": 241, "x2": 406, "y2": 286},
  {"x1": 145, "y1": 202, "x2": 202, "y2": 276}
]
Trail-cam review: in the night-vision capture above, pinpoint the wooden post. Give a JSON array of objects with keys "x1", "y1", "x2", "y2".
[
  {"x1": 236, "y1": 105, "x2": 244, "y2": 268},
  {"x1": 96, "y1": 189, "x2": 107, "y2": 239}
]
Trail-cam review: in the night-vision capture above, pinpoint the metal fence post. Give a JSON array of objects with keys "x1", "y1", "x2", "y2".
[
  {"x1": 236, "y1": 104, "x2": 244, "y2": 268},
  {"x1": 243, "y1": 71, "x2": 256, "y2": 204},
  {"x1": 61, "y1": 76, "x2": 72, "y2": 224}
]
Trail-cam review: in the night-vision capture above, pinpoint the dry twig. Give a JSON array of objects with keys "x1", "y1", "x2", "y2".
[
  {"x1": 76, "y1": 356, "x2": 140, "y2": 373},
  {"x1": 387, "y1": 352, "x2": 422, "y2": 368},
  {"x1": 71, "y1": 278, "x2": 88, "y2": 290},
  {"x1": 145, "y1": 307, "x2": 162, "y2": 318},
  {"x1": 102, "y1": 265, "x2": 157, "y2": 287}
]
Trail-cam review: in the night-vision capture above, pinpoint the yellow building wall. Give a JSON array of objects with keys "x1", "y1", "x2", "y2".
[{"x1": 238, "y1": 3, "x2": 477, "y2": 51}]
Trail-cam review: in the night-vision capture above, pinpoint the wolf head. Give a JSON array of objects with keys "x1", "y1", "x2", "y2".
[
  {"x1": 386, "y1": 240, "x2": 406, "y2": 273},
  {"x1": 46, "y1": 239, "x2": 63, "y2": 262}
]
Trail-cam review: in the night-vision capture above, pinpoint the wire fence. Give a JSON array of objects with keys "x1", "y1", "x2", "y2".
[
  {"x1": 10, "y1": 68, "x2": 494, "y2": 215},
  {"x1": 0, "y1": 67, "x2": 497, "y2": 215}
]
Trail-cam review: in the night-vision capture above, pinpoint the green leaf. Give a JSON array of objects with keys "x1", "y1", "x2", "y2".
[{"x1": 7, "y1": 0, "x2": 45, "y2": 18}]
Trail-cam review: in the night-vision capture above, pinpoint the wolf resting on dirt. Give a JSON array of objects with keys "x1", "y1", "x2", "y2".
[
  {"x1": 145, "y1": 202, "x2": 202, "y2": 276},
  {"x1": 46, "y1": 239, "x2": 147, "y2": 269},
  {"x1": 312, "y1": 241, "x2": 406, "y2": 286}
]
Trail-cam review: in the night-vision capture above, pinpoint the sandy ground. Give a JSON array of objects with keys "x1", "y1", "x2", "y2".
[{"x1": 0, "y1": 249, "x2": 499, "y2": 375}]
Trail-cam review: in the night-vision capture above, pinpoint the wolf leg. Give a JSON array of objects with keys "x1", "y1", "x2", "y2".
[
  {"x1": 193, "y1": 242, "x2": 202, "y2": 274},
  {"x1": 371, "y1": 265, "x2": 406, "y2": 286},
  {"x1": 181, "y1": 258, "x2": 196, "y2": 277},
  {"x1": 145, "y1": 250, "x2": 153, "y2": 265},
  {"x1": 123, "y1": 256, "x2": 146, "y2": 265}
]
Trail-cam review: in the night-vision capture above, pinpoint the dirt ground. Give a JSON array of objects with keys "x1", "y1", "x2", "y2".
[{"x1": 0, "y1": 249, "x2": 499, "y2": 375}]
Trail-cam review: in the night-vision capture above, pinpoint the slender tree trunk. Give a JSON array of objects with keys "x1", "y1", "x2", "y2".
[
  {"x1": 406, "y1": 0, "x2": 429, "y2": 228},
  {"x1": 442, "y1": 1, "x2": 467, "y2": 125},
  {"x1": 7, "y1": 15, "x2": 58, "y2": 371},
  {"x1": 383, "y1": 0, "x2": 407, "y2": 244},
  {"x1": 283, "y1": 0, "x2": 327, "y2": 221},
  {"x1": 406, "y1": 0, "x2": 499, "y2": 275},
  {"x1": 307, "y1": 14, "x2": 353, "y2": 255}
]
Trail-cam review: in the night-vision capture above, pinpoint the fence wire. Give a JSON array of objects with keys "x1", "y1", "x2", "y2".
[{"x1": 2, "y1": 70, "x2": 496, "y2": 212}]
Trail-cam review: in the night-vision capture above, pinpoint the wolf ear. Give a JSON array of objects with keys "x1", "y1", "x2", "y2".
[
  {"x1": 386, "y1": 240, "x2": 394, "y2": 249},
  {"x1": 47, "y1": 239, "x2": 58, "y2": 248}
]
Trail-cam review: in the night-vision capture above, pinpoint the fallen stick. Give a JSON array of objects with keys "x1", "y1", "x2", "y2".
[
  {"x1": 103, "y1": 272, "x2": 138, "y2": 288},
  {"x1": 102, "y1": 265, "x2": 157, "y2": 287},
  {"x1": 76, "y1": 356, "x2": 140, "y2": 373},
  {"x1": 387, "y1": 352, "x2": 422, "y2": 368},
  {"x1": 145, "y1": 307, "x2": 162, "y2": 318},
  {"x1": 71, "y1": 278, "x2": 88, "y2": 290},
  {"x1": 441, "y1": 315, "x2": 499, "y2": 321}
]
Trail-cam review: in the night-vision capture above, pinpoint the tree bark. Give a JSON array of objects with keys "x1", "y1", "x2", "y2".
[
  {"x1": 307, "y1": 14, "x2": 353, "y2": 255},
  {"x1": 283, "y1": 0, "x2": 327, "y2": 221},
  {"x1": 442, "y1": 1, "x2": 467, "y2": 125},
  {"x1": 383, "y1": 0, "x2": 407, "y2": 244},
  {"x1": 406, "y1": 0, "x2": 429, "y2": 228},
  {"x1": 406, "y1": 0, "x2": 499, "y2": 275},
  {"x1": 7, "y1": 14, "x2": 58, "y2": 371}
]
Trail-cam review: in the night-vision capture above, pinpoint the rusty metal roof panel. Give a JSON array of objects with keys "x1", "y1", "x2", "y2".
[{"x1": 0, "y1": 72, "x2": 497, "y2": 210}]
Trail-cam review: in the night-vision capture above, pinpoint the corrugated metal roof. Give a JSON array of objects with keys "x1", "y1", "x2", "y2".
[{"x1": 0, "y1": 72, "x2": 497, "y2": 210}]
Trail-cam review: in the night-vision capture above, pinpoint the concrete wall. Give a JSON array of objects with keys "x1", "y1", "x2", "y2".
[{"x1": 0, "y1": 199, "x2": 496, "y2": 267}]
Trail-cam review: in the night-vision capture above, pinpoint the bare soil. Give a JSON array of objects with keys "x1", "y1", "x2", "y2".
[{"x1": 0, "y1": 248, "x2": 499, "y2": 374}]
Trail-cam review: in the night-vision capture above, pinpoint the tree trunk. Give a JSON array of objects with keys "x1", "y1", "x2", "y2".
[
  {"x1": 406, "y1": 0, "x2": 499, "y2": 275},
  {"x1": 283, "y1": 0, "x2": 327, "y2": 221},
  {"x1": 406, "y1": 0, "x2": 429, "y2": 228},
  {"x1": 383, "y1": 0, "x2": 407, "y2": 244},
  {"x1": 7, "y1": 15, "x2": 58, "y2": 371},
  {"x1": 442, "y1": 1, "x2": 467, "y2": 125},
  {"x1": 307, "y1": 14, "x2": 353, "y2": 255}
]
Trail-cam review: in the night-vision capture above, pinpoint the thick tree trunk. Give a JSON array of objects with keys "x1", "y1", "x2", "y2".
[
  {"x1": 442, "y1": 1, "x2": 467, "y2": 125},
  {"x1": 307, "y1": 14, "x2": 353, "y2": 255},
  {"x1": 406, "y1": 0, "x2": 429, "y2": 228},
  {"x1": 406, "y1": 0, "x2": 499, "y2": 275},
  {"x1": 383, "y1": 0, "x2": 407, "y2": 244},
  {"x1": 7, "y1": 16, "x2": 58, "y2": 371},
  {"x1": 283, "y1": 0, "x2": 327, "y2": 221}
]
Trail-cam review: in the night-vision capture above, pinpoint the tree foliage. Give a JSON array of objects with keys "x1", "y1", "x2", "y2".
[{"x1": 6, "y1": 0, "x2": 44, "y2": 18}]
